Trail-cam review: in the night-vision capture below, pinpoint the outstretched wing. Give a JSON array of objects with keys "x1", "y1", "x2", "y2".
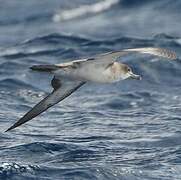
[
  {"x1": 31, "y1": 48, "x2": 177, "y2": 73},
  {"x1": 96, "y1": 47, "x2": 177, "y2": 62},
  {"x1": 122, "y1": 47, "x2": 177, "y2": 60},
  {"x1": 5, "y1": 77, "x2": 85, "y2": 132},
  {"x1": 51, "y1": 47, "x2": 175, "y2": 71}
]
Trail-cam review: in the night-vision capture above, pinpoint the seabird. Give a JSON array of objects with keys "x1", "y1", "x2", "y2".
[{"x1": 5, "y1": 47, "x2": 176, "y2": 132}]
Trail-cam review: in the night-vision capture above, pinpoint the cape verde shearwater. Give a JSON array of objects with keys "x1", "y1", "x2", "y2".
[{"x1": 5, "y1": 47, "x2": 177, "y2": 132}]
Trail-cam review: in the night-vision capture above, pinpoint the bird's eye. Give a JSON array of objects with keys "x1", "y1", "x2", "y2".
[{"x1": 128, "y1": 68, "x2": 131, "y2": 72}]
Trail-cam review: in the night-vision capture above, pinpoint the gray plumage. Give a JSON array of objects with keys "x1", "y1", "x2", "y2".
[{"x1": 5, "y1": 47, "x2": 176, "y2": 132}]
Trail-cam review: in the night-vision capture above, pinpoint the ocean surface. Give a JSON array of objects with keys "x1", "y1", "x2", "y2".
[{"x1": 0, "y1": 0, "x2": 181, "y2": 179}]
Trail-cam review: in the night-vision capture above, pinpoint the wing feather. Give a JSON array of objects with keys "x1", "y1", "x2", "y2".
[
  {"x1": 59, "y1": 47, "x2": 177, "y2": 69},
  {"x1": 122, "y1": 47, "x2": 177, "y2": 60},
  {"x1": 5, "y1": 78, "x2": 85, "y2": 132},
  {"x1": 97, "y1": 47, "x2": 177, "y2": 61},
  {"x1": 31, "y1": 48, "x2": 176, "y2": 73}
]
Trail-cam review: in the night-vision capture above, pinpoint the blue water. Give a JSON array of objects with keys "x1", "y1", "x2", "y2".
[{"x1": 0, "y1": 0, "x2": 181, "y2": 179}]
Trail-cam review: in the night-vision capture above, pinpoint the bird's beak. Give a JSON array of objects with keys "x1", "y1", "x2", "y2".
[{"x1": 129, "y1": 72, "x2": 142, "y2": 80}]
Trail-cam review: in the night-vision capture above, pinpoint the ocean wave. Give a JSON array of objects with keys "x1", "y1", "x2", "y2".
[
  {"x1": 1, "y1": 33, "x2": 180, "y2": 61},
  {"x1": 3, "y1": 142, "x2": 72, "y2": 153},
  {"x1": 0, "y1": 162, "x2": 39, "y2": 178},
  {"x1": 1, "y1": 0, "x2": 181, "y2": 179},
  {"x1": 0, "y1": 79, "x2": 34, "y2": 90},
  {"x1": 21, "y1": 33, "x2": 91, "y2": 45},
  {"x1": 0, "y1": 162, "x2": 144, "y2": 180},
  {"x1": 0, "y1": 33, "x2": 92, "y2": 59},
  {"x1": 53, "y1": 0, "x2": 120, "y2": 22}
]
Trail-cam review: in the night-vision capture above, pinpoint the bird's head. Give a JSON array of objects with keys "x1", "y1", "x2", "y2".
[{"x1": 119, "y1": 63, "x2": 142, "y2": 80}]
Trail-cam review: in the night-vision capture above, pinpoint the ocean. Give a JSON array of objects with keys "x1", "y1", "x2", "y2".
[{"x1": 0, "y1": 0, "x2": 181, "y2": 179}]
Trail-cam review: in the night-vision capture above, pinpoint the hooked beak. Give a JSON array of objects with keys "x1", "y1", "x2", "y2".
[{"x1": 129, "y1": 72, "x2": 142, "y2": 80}]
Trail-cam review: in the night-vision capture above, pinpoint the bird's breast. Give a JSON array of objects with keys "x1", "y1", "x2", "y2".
[{"x1": 73, "y1": 64, "x2": 120, "y2": 83}]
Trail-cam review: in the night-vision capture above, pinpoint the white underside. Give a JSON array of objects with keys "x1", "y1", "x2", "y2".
[{"x1": 55, "y1": 63, "x2": 121, "y2": 83}]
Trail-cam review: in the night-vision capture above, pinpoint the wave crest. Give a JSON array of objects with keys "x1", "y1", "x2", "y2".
[{"x1": 53, "y1": 0, "x2": 120, "y2": 22}]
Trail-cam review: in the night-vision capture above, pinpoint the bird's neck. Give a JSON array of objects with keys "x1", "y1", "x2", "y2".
[{"x1": 104, "y1": 62, "x2": 121, "y2": 82}]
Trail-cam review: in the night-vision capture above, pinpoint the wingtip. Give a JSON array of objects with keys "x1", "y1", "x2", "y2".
[
  {"x1": 5, "y1": 125, "x2": 16, "y2": 132},
  {"x1": 123, "y1": 47, "x2": 177, "y2": 60},
  {"x1": 158, "y1": 48, "x2": 177, "y2": 60},
  {"x1": 171, "y1": 52, "x2": 177, "y2": 60},
  {"x1": 5, "y1": 129, "x2": 10, "y2": 132}
]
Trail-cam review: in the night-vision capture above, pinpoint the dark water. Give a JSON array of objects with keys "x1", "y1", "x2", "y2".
[{"x1": 0, "y1": 0, "x2": 181, "y2": 179}]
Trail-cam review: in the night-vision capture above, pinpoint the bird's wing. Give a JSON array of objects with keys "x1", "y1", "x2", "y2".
[
  {"x1": 5, "y1": 77, "x2": 85, "y2": 132},
  {"x1": 96, "y1": 47, "x2": 177, "y2": 62},
  {"x1": 121, "y1": 47, "x2": 177, "y2": 60},
  {"x1": 31, "y1": 48, "x2": 176, "y2": 73},
  {"x1": 54, "y1": 47, "x2": 176, "y2": 70}
]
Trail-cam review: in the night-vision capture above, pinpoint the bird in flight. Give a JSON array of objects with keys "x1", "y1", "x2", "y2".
[{"x1": 5, "y1": 47, "x2": 176, "y2": 132}]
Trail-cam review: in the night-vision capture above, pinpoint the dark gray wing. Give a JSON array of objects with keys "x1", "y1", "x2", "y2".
[{"x1": 5, "y1": 77, "x2": 85, "y2": 132}]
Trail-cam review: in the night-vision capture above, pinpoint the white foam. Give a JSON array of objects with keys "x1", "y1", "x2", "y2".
[
  {"x1": 0, "y1": 162, "x2": 39, "y2": 174},
  {"x1": 0, "y1": 47, "x2": 19, "y2": 56},
  {"x1": 53, "y1": 0, "x2": 120, "y2": 22}
]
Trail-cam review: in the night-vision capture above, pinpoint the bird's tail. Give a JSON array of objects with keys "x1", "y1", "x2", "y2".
[{"x1": 30, "y1": 64, "x2": 60, "y2": 72}]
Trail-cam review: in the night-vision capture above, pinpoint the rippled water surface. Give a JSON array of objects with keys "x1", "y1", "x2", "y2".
[{"x1": 0, "y1": 0, "x2": 181, "y2": 179}]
